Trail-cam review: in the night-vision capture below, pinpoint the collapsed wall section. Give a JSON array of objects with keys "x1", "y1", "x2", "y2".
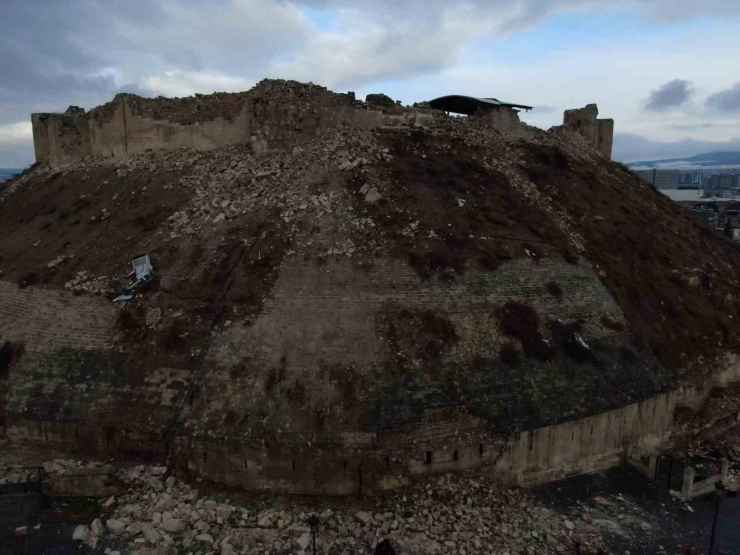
[
  {"x1": 33, "y1": 81, "x2": 434, "y2": 168},
  {"x1": 559, "y1": 104, "x2": 614, "y2": 159}
]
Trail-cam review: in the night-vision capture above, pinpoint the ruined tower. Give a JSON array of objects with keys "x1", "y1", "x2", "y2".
[{"x1": 561, "y1": 104, "x2": 614, "y2": 159}]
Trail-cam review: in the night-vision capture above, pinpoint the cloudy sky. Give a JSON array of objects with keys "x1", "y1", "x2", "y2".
[{"x1": 1, "y1": 0, "x2": 739, "y2": 167}]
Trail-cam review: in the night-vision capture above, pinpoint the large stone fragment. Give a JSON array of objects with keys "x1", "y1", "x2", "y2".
[
  {"x1": 140, "y1": 523, "x2": 161, "y2": 544},
  {"x1": 364, "y1": 187, "x2": 381, "y2": 204},
  {"x1": 72, "y1": 525, "x2": 89, "y2": 541},
  {"x1": 90, "y1": 518, "x2": 104, "y2": 536},
  {"x1": 296, "y1": 532, "x2": 312, "y2": 551},
  {"x1": 162, "y1": 518, "x2": 186, "y2": 533},
  {"x1": 216, "y1": 505, "x2": 234, "y2": 521},
  {"x1": 106, "y1": 519, "x2": 126, "y2": 535}
]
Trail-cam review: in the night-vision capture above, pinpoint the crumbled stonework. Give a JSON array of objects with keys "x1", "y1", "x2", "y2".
[{"x1": 40, "y1": 460, "x2": 608, "y2": 555}]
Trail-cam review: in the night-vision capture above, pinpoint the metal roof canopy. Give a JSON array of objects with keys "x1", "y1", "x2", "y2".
[{"x1": 429, "y1": 95, "x2": 533, "y2": 116}]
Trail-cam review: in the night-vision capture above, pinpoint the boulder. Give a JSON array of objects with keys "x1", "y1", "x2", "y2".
[
  {"x1": 296, "y1": 533, "x2": 311, "y2": 550},
  {"x1": 72, "y1": 525, "x2": 89, "y2": 542},
  {"x1": 364, "y1": 187, "x2": 382, "y2": 204},
  {"x1": 196, "y1": 533, "x2": 214, "y2": 544},
  {"x1": 356, "y1": 511, "x2": 373, "y2": 525},
  {"x1": 217, "y1": 505, "x2": 234, "y2": 521},
  {"x1": 183, "y1": 488, "x2": 199, "y2": 503},
  {"x1": 106, "y1": 519, "x2": 126, "y2": 535},
  {"x1": 90, "y1": 518, "x2": 104, "y2": 536},
  {"x1": 141, "y1": 523, "x2": 161, "y2": 544},
  {"x1": 162, "y1": 518, "x2": 186, "y2": 533}
]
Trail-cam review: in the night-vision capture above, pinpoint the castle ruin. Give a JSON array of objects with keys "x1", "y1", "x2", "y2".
[{"x1": 31, "y1": 82, "x2": 614, "y2": 168}]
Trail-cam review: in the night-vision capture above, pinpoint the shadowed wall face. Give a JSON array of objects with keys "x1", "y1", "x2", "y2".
[{"x1": 561, "y1": 104, "x2": 614, "y2": 159}]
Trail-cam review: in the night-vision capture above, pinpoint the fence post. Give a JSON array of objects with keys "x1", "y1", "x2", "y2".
[
  {"x1": 648, "y1": 454, "x2": 658, "y2": 480},
  {"x1": 681, "y1": 467, "x2": 695, "y2": 500},
  {"x1": 720, "y1": 458, "x2": 729, "y2": 482}
]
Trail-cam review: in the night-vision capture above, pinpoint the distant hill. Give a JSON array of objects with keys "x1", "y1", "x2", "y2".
[
  {"x1": 0, "y1": 168, "x2": 22, "y2": 182},
  {"x1": 627, "y1": 151, "x2": 740, "y2": 170}
]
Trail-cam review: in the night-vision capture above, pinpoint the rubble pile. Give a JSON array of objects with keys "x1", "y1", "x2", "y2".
[
  {"x1": 0, "y1": 465, "x2": 39, "y2": 485},
  {"x1": 64, "y1": 270, "x2": 116, "y2": 296},
  {"x1": 60, "y1": 462, "x2": 609, "y2": 555},
  {"x1": 104, "y1": 119, "x2": 394, "y2": 261},
  {"x1": 7, "y1": 95, "x2": 600, "y2": 263}
]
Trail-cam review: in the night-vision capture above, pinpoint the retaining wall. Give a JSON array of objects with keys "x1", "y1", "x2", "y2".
[{"x1": 1, "y1": 264, "x2": 737, "y2": 495}]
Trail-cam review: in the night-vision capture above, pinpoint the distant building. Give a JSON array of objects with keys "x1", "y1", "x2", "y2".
[
  {"x1": 679, "y1": 171, "x2": 703, "y2": 189},
  {"x1": 635, "y1": 169, "x2": 681, "y2": 189},
  {"x1": 718, "y1": 174, "x2": 739, "y2": 189}
]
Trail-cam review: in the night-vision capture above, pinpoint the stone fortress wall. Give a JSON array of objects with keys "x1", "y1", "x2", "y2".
[
  {"x1": 1, "y1": 255, "x2": 733, "y2": 495},
  {"x1": 556, "y1": 104, "x2": 614, "y2": 159},
  {"x1": 31, "y1": 81, "x2": 614, "y2": 168}
]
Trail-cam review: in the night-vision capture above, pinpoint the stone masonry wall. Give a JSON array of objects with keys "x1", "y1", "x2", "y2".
[
  {"x1": 0, "y1": 272, "x2": 737, "y2": 495},
  {"x1": 31, "y1": 114, "x2": 51, "y2": 163},
  {"x1": 560, "y1": 104, "x2": 614, "y2": 159},
  {"x1": 35, "y1": 82, "x2": 432, "y2": 168},
  {"x1": 0, "y1": 280, "x2": 113, "y2": 353},
  {"x1": 89, "y1": 97, "x2": 128, "y2": 159},
  {"x1": 185, "y1": 256, "x2": 643, "y2": 437},
  {"x1": 176, "y1": 357, "x2": 740, "y2": 495},
  {"x1": 0, "y1": 280, "x2": 188, "y2": 455},
  {"x1": 31, "y1": 112, "x2": 93, "y2": 167},
  {"x1": 168, "y1": 255, "x2": 670, "y2": 494}
]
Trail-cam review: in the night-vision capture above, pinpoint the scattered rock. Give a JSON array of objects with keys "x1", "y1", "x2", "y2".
[
  {"x1": 364, "y1": 187, "x2": 382, "y2": 204},
  {"x1": 72, "y1": 525, "x2": 89, "y2": 541},
  {"x1": 106, "y1": 519, "x2": 126, "y2": 535},
  {"x1": 162, "y1": 518, "x2": 186, "y2": 533}
]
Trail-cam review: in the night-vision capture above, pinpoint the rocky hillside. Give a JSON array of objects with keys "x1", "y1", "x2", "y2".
[{"x1": 2, "y1": 80, "x2": 740, "y2": 492}]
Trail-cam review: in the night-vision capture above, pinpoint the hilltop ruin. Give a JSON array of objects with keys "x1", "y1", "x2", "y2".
[
  {"x1": 31, "y1": 80, "x2": 613, "y2": 168},
  {"x1": 1, "y1": 80, "x2": 736, "y2": 500}
]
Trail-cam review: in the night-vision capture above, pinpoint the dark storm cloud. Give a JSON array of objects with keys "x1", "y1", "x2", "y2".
[
  {"x1": 0, "y1": 0, "x2": 160, "y2": 123},
  {"x1": 644, "y1": 79, "x2": 694, "y2": 112},
  {"x1": 706, "y1": 83, "x2": 740, "y2": 114},
  {"x1": 0, "y1": 0, "x2": 309, "y2": 124}
]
